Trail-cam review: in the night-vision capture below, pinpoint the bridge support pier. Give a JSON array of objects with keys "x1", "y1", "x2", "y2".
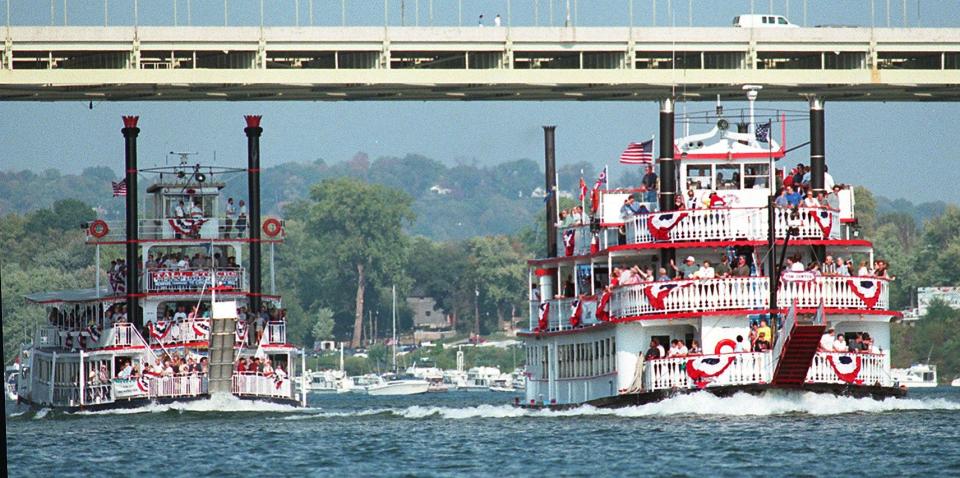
[{"x1": 658, "y1": 98, "x2": 676, "y2": 271}]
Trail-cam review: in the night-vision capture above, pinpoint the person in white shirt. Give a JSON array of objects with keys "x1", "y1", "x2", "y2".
[
  {"x1": 676, "y1": 341, "x2": 689, "y2": 356},
  {"x1": 819, "y1": 328, "x2": 835, "y2": 352},
  {"x1": 236, "y1": 200, "x2": 248, "y2": 237},
  {"x1": 667, "y1": 341, "x2": 681, "y2": 357},
  {"x1": 225, "y1": 197, "x2": 237, "y2": 238},
  {"x1": 118, "y1": 361, "x2": 133, "y2": 379},
  {"x1": 494, "y1": 14, "x2": 502, "y2": 26},
  {"x1": 656, "y1": 341, "x2": 666, "y2": 358},
  {"x1": 191, "y1": 200, "x2": 203, "y2": 217},
  {"x1": 173, "y1": 305, "x2": 188, "y2": 321},
  {"x1": 803, "y1": 190, "x2": 820, "y2": 207},
  {"x1": 734, "y1": 335, "x2": 750, "y2": 353},
  {"x1": 695, "y1": 261, "x2": 716, "y2": 279},
  {"x1": 174, "y1": 200, "x2": 185, "y2": 218},
  {"x1": 832, "y1": 334, "x2": 846, "y2": 352}
]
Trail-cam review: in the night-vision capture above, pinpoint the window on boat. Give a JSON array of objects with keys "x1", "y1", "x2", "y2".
[
  {"x1": 716, "y1": 164, "x2": 741, "y2": 190},
  {"x1": 744, "y1": 163, "x2": 770, "y2": 189},
  {"x1": 686, "y1": 165, "x2": 713, "y2": 190}
]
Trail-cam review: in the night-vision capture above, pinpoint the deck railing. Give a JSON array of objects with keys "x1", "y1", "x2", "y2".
[
  {"x1": 148, "y1": 318, "x2": 211, "y2": 346},
  {"x1": 86, "y1": 218, "x2": 284, "y2": 243},
  {"x1": 555, "y1": 224, "x2": 594, "y2": 257},
  {"x1": 806, "y1": 352, "x2": 890, "y2": 387},
  {"x1": 643, "y1": 351, "x2": 772, "y2": 391},
  {"x1": 529, "y1": 297, "x2": 599, "y2": 332},
  {"x1": 232, "y1": 372, "x2": 292, "y2": 398},
  {"x1": 264, "y1": 321, "x2": 287, "y2": 345},
  {"x1": 625, "y1": 206, "x2": 840, "y2": 245},
  {"x1": 607, "y1": 276, "x2": 888, "y2": 320}
]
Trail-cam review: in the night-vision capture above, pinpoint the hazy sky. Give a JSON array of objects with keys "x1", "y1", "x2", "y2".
[{"x1": 1, "y1": 0, "x2": 958, "y2": 203}]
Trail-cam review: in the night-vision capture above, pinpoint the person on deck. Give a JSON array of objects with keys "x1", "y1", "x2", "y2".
[
  {"x1": 620, "y1": 197, "x2": 642, "y2": 220},
  {"x1": 670, "y1": 256, "x2": 699, "y2": 279},
  {"x1": 819, "y1": 327, "x2": 835, "y2": 352},
  {"x1": 641, "y1": 165, "x2": 658, "y2": 203},
  {"x1": 732, "y1": 255, "x2": 751, "y2": 277},
  {"x1": 644, "y1": 339, "x2": 662, "y2": 360},
  {"x1": 735, "y1": 335, "x2": 749, "y2": 353},
  {"x1": 236, "y1": 200, "x2": 248, "y2": 237},
  {"x1": 756, "y1": 320, "x2": 772, "y2": 349},
  {"x1": 715, "y1": 255, "x2": 732, "y2": 278}
]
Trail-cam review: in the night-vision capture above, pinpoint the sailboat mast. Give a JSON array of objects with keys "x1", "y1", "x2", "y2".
[{"x1": 392, "y1": 284, "x2": 397, "y2": 372}]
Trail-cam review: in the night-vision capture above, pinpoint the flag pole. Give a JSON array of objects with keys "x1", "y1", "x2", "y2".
[
  {"x1": 554, "y1": 170, "x2": 561, "y2": 226},
  {"x1": 579, "y1": 168, "x2": 585, "y2": 217}
]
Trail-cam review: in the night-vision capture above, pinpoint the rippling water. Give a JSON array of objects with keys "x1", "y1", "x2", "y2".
[{"x1": 8, "y1": 388, "x2": 960, "y2": 477}]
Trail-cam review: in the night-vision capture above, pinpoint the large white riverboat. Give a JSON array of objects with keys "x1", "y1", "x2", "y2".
[
  {"x1": 13, "y1": 116, "x2": 307, "y2": 410},
  {"x1": 520, "y1": 90, "x2": 905, "y2": 408}
]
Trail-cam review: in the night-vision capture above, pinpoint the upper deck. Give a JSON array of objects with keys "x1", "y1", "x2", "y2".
[{"x1": 85, "y1": 217, "x2": 285, "y2": 244}]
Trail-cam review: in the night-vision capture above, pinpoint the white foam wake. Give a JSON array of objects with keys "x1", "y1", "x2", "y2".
[
  {"x1": 285, "y1": 391, "x2": 960, "y2": 420},
  {"x1": 74, "y1": 393, "x2": 313, "y2": 416}
]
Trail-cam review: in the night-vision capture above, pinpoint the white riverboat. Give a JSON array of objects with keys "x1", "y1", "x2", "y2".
[
  {"x1": 890, "y1": 364, "x2": 938, "y2": 388},
  {"x1": 520, "y1": 90, "x2": 904, "y2": 408},
  {"x1": 13, "y1": 116, "x2": 307, "y2": 410}
]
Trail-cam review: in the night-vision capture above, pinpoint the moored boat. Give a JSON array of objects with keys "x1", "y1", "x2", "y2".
[
  {"x1": 520, "y1": 90, "x2": 905, "y2": 409},
  {"x1": 890, "y1": 364, "x2": 938, "y2": 388}
]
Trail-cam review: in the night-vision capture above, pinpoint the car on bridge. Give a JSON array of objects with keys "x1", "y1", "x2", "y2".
[{"x1": 733, "y1": 14, "x2": 799, "y2": 28}]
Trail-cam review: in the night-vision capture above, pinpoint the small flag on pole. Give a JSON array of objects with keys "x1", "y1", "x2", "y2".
[
  {"x1": 755, "y1": 121, "x2": 772, "y2": 143},
  {"x1": 578, "y1": 177, "x2": 587, "y2": 202},
  {"x1": 594, "y1": 166, "x2": 608, "y2": 189},
  {"x1": 619, "y1": 139, "x2": 654, "y2": 164},
  {"x1": 112, "y1": 180, "x2": 127, "y2": 197}
]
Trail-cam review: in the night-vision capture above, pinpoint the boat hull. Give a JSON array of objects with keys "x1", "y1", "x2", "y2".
[
  {"x1": 366, "y1": 380, "x2": 430, "y2": 396},
  {"x1": 15, "y1": 393, "x2": 302, "y2": 412},
  {"x1": 518, "y1": 383, "x2": 908, "y2": 410}
]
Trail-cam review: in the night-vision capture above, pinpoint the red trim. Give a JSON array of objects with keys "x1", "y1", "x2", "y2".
[
  {"x1": 88, "y1": 238, "x2": 284, "y2": 245},
  {"x1": 517, "y1": 321, "x2": 615, "y2": 338},
  {"x1": 607, "y1": 239, "x2": 873, "y2": 253},
  {"x1": 249, "y1": 168, "x2": 261, "y2": 173},
  {"x1": 151, "y1": 340, "x2": 208, "y2": 349},
  {"x1": 126, "y1": 169, "x2": 138, "y2": 174},
  {"x1": 598, "y1": 222, "x2": 625, "y2": 227},
  {"x1": 96, "y1": 344, "x2": 147, "y2": 352},
  {"x1": 840, "y1": 218, "x2": 857, "y2": 224},
  {"x1": 673, "y1": 146, "x2": 786, "y2": 160},
  {"x1": 243, "y1": 115, "x2": 262, "y2": 128},
  {"x1": 121, "y1": 115, "x2": 139, "y2": 128},
  {"x1": 609, "y1": 307, "x2": 898, "y2": 323}
]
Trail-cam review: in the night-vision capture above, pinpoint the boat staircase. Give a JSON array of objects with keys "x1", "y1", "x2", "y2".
[{"x1": 771, "y1": 303, "x2": 826, "y2": 386}]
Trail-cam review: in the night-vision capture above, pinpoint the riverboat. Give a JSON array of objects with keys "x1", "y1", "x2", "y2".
[
  {"x1": 520, "y1": 89, "x2": 905, "y2": 409},
  {"x1": 13, "y1": 116, "x2": 307, "y2": 410}
]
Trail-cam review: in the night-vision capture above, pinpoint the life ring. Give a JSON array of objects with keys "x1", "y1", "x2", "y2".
[
  {"x1": 714, "y1": 338, "x2": 737, "y2": 355},
  {"x1": 89, "y1": 220, "x2": 109, "y2": 238},
  {"x1": 262, "y1": 218, "x2": 282, "y2": 237}
]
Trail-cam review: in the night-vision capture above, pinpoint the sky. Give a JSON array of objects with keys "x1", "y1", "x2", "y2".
[{"x1": 1, "y1": 0, "x2": 959, "y2": 203}]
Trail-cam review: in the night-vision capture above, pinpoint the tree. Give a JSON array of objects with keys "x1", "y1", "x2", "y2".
[
  {"x1": 311, "y1": 307, "x2": 335, "y2": 342},
  {"x1": 301, "y1": 178, "x2": 415, "y2": 348},
  {"x1": 466, "y1": 235, "x2": 528, "y2": 333}
]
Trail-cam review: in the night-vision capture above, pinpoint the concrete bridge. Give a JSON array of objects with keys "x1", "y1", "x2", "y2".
[{"x1": 1, "y1": 26, "x2": 958, "y2": 101}]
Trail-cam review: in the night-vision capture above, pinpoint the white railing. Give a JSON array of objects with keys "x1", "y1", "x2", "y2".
[
  {"x1": 86, "y1": 218, "x2": 284, "y2": 242},
  {"x1": 149, "y1": 318, "x2": 211, "y2": 346},
  {"x1": 107, "y1": 323, "x2": 137, "y2": 348},
  {"x1": 608, "y1": 276, "x2": 889, "y2": 319},
  {"x1": 145, "y1": 268, "x2": 245, "y2": 292},
  {"x1": 555, "y1": 224, "x2": 594, "y2": 257},
  {"x1": 806, "y1": 352, "x2": 890, "y2": 387},
  {"x1": 264, "y1": 321, "x2": 287, "y2": 345},
  {"x1": 35, "y1": 326, "x2": 60, "y2": 347},
  {"x1": 643, "y1": 352, "x2": 773, "y2": 391},
  {"x1": 625, "y1": 206, "x2": 840, "y2": 244},
  {"x1": 232, "y1": 372, "x2": 292, "y2": 399},
  {"x1": 148, "y1": 375, "x2": 208, "y2": 398},
  {"x1": 530, "y1": 297, "x2": 599, "y2": 332}
]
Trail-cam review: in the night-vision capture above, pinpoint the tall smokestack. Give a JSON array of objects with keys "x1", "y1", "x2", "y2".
[
  {"x1": 543, "y1": 126, "x2": 558, "y2": 258},
  {"x1": 658, "y1": 98, "x2": 676, "y2": 212},
  {"x1": 244, "y1": 115, "x2": 263, "y2": 313},
  {"x1": 122, "y1": 116, "x2": 141, "y2": 325},
  {"x1": 809, "y1": 96, "x2": 826, "y2": 194}
]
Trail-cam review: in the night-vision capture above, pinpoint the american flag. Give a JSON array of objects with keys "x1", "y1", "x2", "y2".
[
  {"x1": 578, "y1": 177, "x2": 587, "y2": 201},
  {"x1": 619, "y1": 139, "x2": 654, "y2": 164},
  {"x1": 755, "y1": 121, "x2": 772, "y2": 143},
  {"x1": 112, "y1": 180, "x2": 127, "y2": 197}
]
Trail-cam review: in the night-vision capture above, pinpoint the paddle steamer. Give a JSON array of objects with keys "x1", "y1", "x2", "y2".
[
  {"x1": 13, "y1": 116, "x2": 307, "y2": 410},
  {"x1": 520, "y1": 89, "x2": 905, "y2": 408}
]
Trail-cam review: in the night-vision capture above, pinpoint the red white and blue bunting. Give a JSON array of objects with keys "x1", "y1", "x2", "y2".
[
  {"x1": 810, "y1": 209, "x2": 832, "y2": 238},
  {"x1": 86, "y1": 325, "x2": 101, "y2": 343},
  {"x1": 537, "y1": 302, "x2": 551, "y2": 331},
  {"x1": 826, "y1": 354, "x2": 863, "y2": 384},
  {"x1": 192, "y1": 320, "x2": 211, "y2": 339},
  {"x1": 685, "y1": 355, "x2": 736, "y2": 389},
  {"x1": 569, "y1": 299, "x2": 583, "y2": 328},
  {"x1": 847, "y1": 279, "x2": 882, "y2": 308},
  {"x1": 236, "y1": 321, "x2": 249, "y2": 344},
  {"x1": 643, "y1": 282, "x2": 690, "y2": 310},
  {"x1": 168, "y1": 215, "x2": 208, "y2": 236},
  {"x1": 595, "y1": 291, "x2": 612, "y2": 321},
  {"x1": 647, "y1": 212, "x2": 688, "y2": 241},
  {"x1": 137, "y1": 375, "x2": 151, "y2": 393},
  {"x1": 149, "y1": 320, "x2": 172, "y2": 341},
  {"x1": 563, "y1": 229, "x2": 576, "y2": 257}
]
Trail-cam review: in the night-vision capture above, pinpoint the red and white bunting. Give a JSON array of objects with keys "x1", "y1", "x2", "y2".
[
  {"x1": 537, "y1": 302, "x2": 551, "y2": 331},
  {"x1": 847, "y1": 279, "x2": 882, "y2": 308},
  {"x1": 569, "y1": 299, "x2": 583, "y2": 328},
  {"x1": 810, "y1": 209, "x2": 832, "y2": 237},
  {"x1": 685, "y1": 355, "x2": 736, "y2": 389},
  {"x1": 192, "y1": 320, "x2": 211, "y2": 338},
  {"x1": 826, "y1": 354, "x2": 863, "y2": 384},
  {"x1": 168, "y1": 215, "x2": 208, "y2": 236},
  {"x1": 137, "y1": 375, "x2": 151, "y2": 393},
  {"x1": 563, "y1": 229, "x2": 576, "y2": 256},
  {"x1": 595, "y1": 291, "x2": 612, "y2": 321},
  {"x1": 643, "y1": 282, "x2": 689, "y2": 310},
  {"x1": 589, "y1": 232, "x2": 599, "y2": 254},
  {"x1": 646, "y1": 212, "x2": 688, "y2": 241},
  {"x1": 235, "y1": 321, "x2": 249, "y2": 345},
  {"x1": 149, "y1": 321, "x2": 172, "y2": 341}
]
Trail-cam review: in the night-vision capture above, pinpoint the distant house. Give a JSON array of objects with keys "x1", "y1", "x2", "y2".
[
  {"x1": 407, "y1": 296, "x2": 449, "y2": 330},
  {"x1": 917, "y1": 287, "x2": 960, "y2": 316},
  {"x1": 429, "y1": 185, "x2": 452, "y2": 195}
]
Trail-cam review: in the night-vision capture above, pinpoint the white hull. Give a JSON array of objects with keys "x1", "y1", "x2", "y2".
[
  {"x1": 366, "y1": 380, "x2": 430, "y2": 396},
  {"x1": 899, "y1": 382, "x2": 938, "y2": 389},
  {"x1": 952, "y1": 378, "x2": 960, "y2": 387}
]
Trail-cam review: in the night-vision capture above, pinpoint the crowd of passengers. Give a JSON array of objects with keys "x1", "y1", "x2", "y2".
[
  {"x1": 153, "y1": 302, "x2": 286, "y2": 347},
  {"x1": 144, "y1": 252, "x2": 239, "y2": 271},
  {"x1": 112, "y1": 352, "x2": 210, "y2": 380},
  {"x1": 818, "y1": 326, "x2": 882, "y2": 354}
]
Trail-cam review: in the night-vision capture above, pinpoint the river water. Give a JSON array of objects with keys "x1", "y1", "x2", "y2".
[{"x1": 7, "y1": 388, "x2": 960, "y2": 477}]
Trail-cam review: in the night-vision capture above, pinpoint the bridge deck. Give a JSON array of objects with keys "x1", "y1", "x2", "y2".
[{"x1": 2, "y1": 26, "x2": 958, "y2": 101}]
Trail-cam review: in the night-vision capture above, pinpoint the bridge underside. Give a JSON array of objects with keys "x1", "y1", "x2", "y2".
[{"x1": 2, "y1": 26, "x2": 958, "y2": 101}]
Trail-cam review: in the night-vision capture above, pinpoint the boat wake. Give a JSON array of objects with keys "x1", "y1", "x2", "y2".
[
  {"x1": 285, "y1": 391, "x2": 960, "y2": 420},
  {"x1": 72, "y1": 393, "x2": 313, "y2": 416}
]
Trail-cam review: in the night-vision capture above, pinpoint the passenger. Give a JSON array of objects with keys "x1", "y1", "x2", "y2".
[
  {"x1": 715, "y1": 255, "x2": 732, "y2": 278},
  {"x1": 775, "y1": 188, "x2": 790, "y2": 208},
  {"x1": 694, "y1": 261, "x2": 716, "y2": 279},
  {"x1": 749, "y1": 323, "x2": 759, "y2": 351},
  {"x1": 670, "y1": 256, "x2": 699, "y2": 279},
  {"x1": 857, "y1": 260, "x2": 870, "y2": 277},
  {"x1": 819, "y1": 327, "x2": 835, "y2": 352},
  {"x1": 620, "y1": 197, "x2": 641, "y2": 220},
  {"x1": 667, "y1": 340, "x2": 681, "y2": 357},
  {"x1": 688, "y1": 340, "x2": 702, "y2": 355},
  {"x1": 835, "y1": 257, "x2": 850, "y2": 276},
  {"x1": 833, "y1": 333, "x2": 847, "y2": 353},
  {"x1": 822, "y1": 255, "x2": 836, "y2": 275},
  {"x1": 731, "y1": 335, "x2": 746, "y2": 353},
  {"x1": 732, "y1": 255, "x2": 751, "y2": 277},
  {"x1": 707, "y1": 191, "x2": 727, "y2": 208},
  {"x1": 784, "y1": 186, "x2": 802, "y2": 207},
  {"x1": 685, "y1": 188, "x2": 699, "y2": 209},
  {"x1": 848, "y1": 333, "x2": 863, "y2": 353},
  {"x1": 236, "y1": 200, "x2": 248, "y2": 237},
  {"x1": 656, "y1": 267, "x2": 671, "y2": 282},
  {"x1": 644, "y1": 339, "x2": 662, "y2": 360},
  {"x1": 118, "y1": 360, "x2": 133, "y2": 379},
  {"x1": 803, "y1": 190, "x2": 820, "y2": 207},
  {"x1": 756, "y1": 320, "x2": 772, "y2": 348}
]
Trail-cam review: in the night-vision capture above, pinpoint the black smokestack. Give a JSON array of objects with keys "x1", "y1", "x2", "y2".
[
  {"x1": 122, "y1": 116, "x2": 140, "y2": 325},
  {"x1": 543, "y1": 126, "x2": 557, "y2": 258},
  {"x1": 809, "y1": 97, "x2": 825, "y2": 194},
  {"x1": 658, "y1": 98, "x2": 676, "y2": 212},
  {"x1": 244, "y1": 115, "x2": 263, "y2": 313}
]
